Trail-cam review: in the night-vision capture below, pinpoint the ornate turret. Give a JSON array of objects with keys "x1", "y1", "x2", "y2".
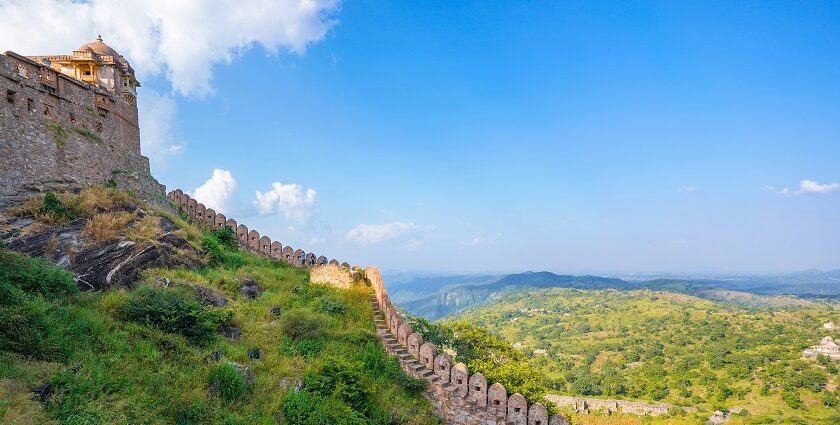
[{"x1": 26, "y1": 35, "x2": 140, "y2": 105}]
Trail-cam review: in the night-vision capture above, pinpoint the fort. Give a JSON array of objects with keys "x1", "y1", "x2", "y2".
[
  {"x1": 3, "y1": 37, "x2": 572, "y2": 424},
  {"x1": 0, "y1": 37, "x2": 164, "y2": 209},
  {"x1": 166, "y1": 188, "x2": 572, "y2": 424}
]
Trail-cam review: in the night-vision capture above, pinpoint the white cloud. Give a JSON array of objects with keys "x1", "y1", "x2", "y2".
[
  {"x1": 765, "y1": 179, "x2": 840, "y2": 196},
  {"x1": 0, "y1": 0, "x2": 339, "y2": 96},
  {"x1": 191, "y1": 169, "x2": 238, "y2": 213},
  {"x1": 678, "y1": 185, "x2": 696, "y2": 193},
  {"x1": 799, "y1": 179, "x2": 840, "y2": 194},
  {"x1": 254, "y1": 182, "x2": 317, "y2": 224},
  {"x1": 346, "y1": 222, "x2": 420, "y2": 244},
  {"x1": 138, "y1": 89, "x2": 184, "y2": 169}
]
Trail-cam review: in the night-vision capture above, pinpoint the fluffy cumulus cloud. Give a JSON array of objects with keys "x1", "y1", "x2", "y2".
[
  {"x1": 254, "y1": 182, "x2": 317, "y2": 224},
  {"x1": 137, "y1": 89, "x2": 184, "y2": 169},
  {"x1": 0, "y1": 0, "x2": 339, "y2": 96},
  {"x1": 799, "y1": 179, "x2": 840, "y2": 194},
  {"x1": 346, "y1": 222, "x2": 420, "y2": 244},
  {"x1": 191, "y1": 169, "x2": 238, "y2": 213},
  {"x1": 766, "y1": 179, "x2": 840, "y2": 196}
]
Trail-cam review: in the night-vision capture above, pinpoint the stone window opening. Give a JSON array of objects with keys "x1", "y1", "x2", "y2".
[
  {"x1": 494, "y1": 400, "x2": 501, "y2": 406},
  {"x1": 5, "y1": 89, "x2": 15, "y2": 103},
  {"x1": 535, "y1": 421, "x2": 542, "y2": 425},
  {"x1": 514, "y1": 407, "x2": 521, "y2": 413},
  {"x1": 456, "y1": 379, "x2": 463, "y2": 385},
  {"x1": 474, "y1": 386, "x2": 481, "y2": 392},
  {"x1": 95, "y1": 122, "x2": 103, "y2": 132},
  {"x1": 27, "y1": 98, "x2": 34, "y2": 112}
]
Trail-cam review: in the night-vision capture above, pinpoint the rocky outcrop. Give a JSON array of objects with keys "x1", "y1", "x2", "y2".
[{"x1": 0, "y1": 210, "x2": 202, "y2": 291}]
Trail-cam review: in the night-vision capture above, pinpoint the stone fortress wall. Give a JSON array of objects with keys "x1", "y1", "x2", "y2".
[
  {"x1": 168, "y1": 190, "x2": 350, "y2": 269},
  {"x1": 0, "y1": 51, "x2": 164, "y2": 206},
  {"x1": 367, "y1": 267, "x2": 571, "y2": 425},
  {"x1": 168, "y1": 188, "x2": 570, "y2": 425}
]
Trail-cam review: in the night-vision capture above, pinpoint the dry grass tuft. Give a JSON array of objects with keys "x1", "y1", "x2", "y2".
[
  {"x1": 64, "y1": 186, "x2": 132, "y2": 216},
  {"x1": 127, "y1": 215, "x2": 163, "y2": 243},
  {"x1": 10, "y1": 194, "x2": 47, "y2": 218},
  {"x1": 82, "y1": 212, "x2": 133, "y2": 244}
]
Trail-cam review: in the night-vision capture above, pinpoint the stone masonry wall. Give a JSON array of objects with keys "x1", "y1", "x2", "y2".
[
  {"x1": 366, "y1": 267, "x2": 571, "y2": 425},
  {"x1": 0, "y1": 51, "x2": 165, "y2": 207},
  {"x1": 167, "y1": 189, "x2": 346, "y2": 269}
]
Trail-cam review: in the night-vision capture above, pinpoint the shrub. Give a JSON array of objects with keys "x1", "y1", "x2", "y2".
[
  {"x1": 0, "y1": 302, "x2": 56, "y2": 359},
  {"x1": 118, "y1": 286, "x2": 220, "y2": 345},
  {"x1": 209, "y1": 226, "x2": 238, "y2": 250},
  {"x1": 301, "y1": 358, "x2": 384, "y2": 420},
  {"x1": 202, "y1": 233, "x2": 245, "y2": 269},
  {"x1": 82, "y1": 212, "x2": 132, "y2": 244},
  {"x1": 279, "y1": 309, "x2": 326, "y2": 340},
  {"x1": 317, "y1": 297, "x2": 347, "y2": 315},
  {"x1": 42, "y1": 191, "x2": 76, "y2": 222},
  {"x1": 208, "y1": 363, "x2": 248, "y2": 402},
  {"x1": 282, "y1": 390, "x2": 367, "y2": 425},
  {"x1": 0, "y1": 249, "x2": 77, "y2": 299}
]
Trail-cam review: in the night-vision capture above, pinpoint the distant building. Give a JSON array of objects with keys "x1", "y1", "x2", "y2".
[
  {"x1": 533, "y1": 348, "x2": 547, "y2": 356},
  {"x1": 802, "y1": 336, "x2": 840, "y2": 361},
  {"x1": 824, "y1": 322, "x2": 839, "y2": 331}
]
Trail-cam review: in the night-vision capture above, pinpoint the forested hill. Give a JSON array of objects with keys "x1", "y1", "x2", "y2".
[
  {"x1": 398, "y1": 270, "x2": 840, "y2": 320},
  {"x1": 401, "y1": 272, "x2": 639, "y2": 320}
]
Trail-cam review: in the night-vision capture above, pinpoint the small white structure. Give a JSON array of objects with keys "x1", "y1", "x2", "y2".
[
  {"x1": 802, "y1": 336, "x2": 840, "y2": 361},
  {"x1": 823, "y1": 322, "x2": 839, "y2": 331}
]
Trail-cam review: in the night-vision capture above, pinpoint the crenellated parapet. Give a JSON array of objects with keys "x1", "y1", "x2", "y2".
[
  {"x1": 365, "y1": 266, "x2": 570, "y2": 425},
  {"x1": 167, "y1": 189, "x2": 340, "y2": 269}
]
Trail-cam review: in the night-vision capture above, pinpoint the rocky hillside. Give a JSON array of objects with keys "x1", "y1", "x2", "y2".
[{"x1": 0, "y1": 187, "x2": 438, "y2": 424}]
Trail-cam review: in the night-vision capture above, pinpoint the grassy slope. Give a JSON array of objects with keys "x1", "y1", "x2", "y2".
[
  {"x1": 0, "y1": 191, "x2": 438, "y2": 424},
  {"x1": 450, "y1": 287, "x2": 840, "y2": 425}
]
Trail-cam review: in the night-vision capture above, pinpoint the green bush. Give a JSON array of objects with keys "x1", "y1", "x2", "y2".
[
  {"x1": 208, "y1": 363, "x2": 248, "y2": 402},
  {"x1": 279, "y1": 309, "x2": 326, "y2": 340},
  {"x1": 317, "y1": 297, "x2": 347, "y2": 315},
  {"x1": 209, "y1": 226, "x2": 238, "y2": 250},
  {"x1": 0, "y1": 249, "x2": 78, "y2": 300},
  {"x1": 42, "y1": 191, "x2": 76, "y2": 222},
  {"x1": 282, "y1": 390, "x2": 367, "y2": 425},
  {"x1": 0, "y1": 302, "x2": 56, "y2": 359},
  {"x1": 289, "y1": 357, "x2": 388, "y2": 424},
  {"x1": 118, "y1": 286, "x2": 220, "y2": 345},
  {"x1": 202, "y1": 233, "x2": 245, "y2": 269}
]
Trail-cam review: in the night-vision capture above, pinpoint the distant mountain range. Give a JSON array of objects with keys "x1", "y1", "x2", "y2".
[{"x1": 387, "y1": 270, "x2": 840, "y2": 320}]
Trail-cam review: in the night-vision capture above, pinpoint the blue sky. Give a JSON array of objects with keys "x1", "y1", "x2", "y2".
[{"x1": 5, "y1": 1, "x2": 840, "y2": 273}]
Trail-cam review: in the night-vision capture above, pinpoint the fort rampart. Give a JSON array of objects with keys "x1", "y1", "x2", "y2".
[
  {"x1": 0, "y1": 51, "x2": 164, "y2": 206},
  {"x1": 367, "y1": 267, "x2": 571, "y2": 425},
  {"x1": 167, "y1": 188, "x2": 571, "y2": 424},
  {"x1": 167, "y1": 189, "x2": 348, "y2": 269}
]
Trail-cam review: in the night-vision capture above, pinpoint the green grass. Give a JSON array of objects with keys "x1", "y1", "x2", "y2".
[{"x1": 0, "y1": 199, "x2": 440, "y2": 424}]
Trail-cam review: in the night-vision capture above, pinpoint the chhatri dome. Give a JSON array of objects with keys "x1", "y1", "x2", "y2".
[{"x1": 77, "y1": 35, "x2": 123, "y2": 59}]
